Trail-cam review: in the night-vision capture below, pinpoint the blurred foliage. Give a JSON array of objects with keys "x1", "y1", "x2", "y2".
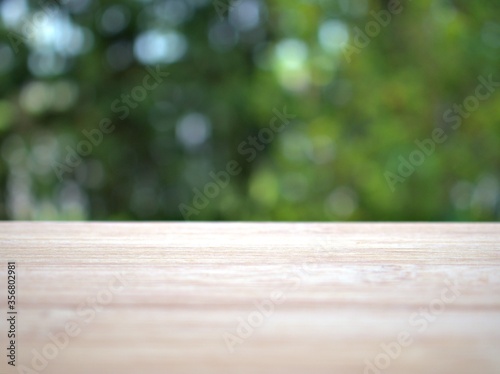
[{"x1": 0, "y1": 0, "x2": 499, "y2": 221}]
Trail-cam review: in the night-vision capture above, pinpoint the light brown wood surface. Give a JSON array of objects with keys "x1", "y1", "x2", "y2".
[{"x1": 1, "y1": 222, "x2": 500, "y2": 374}]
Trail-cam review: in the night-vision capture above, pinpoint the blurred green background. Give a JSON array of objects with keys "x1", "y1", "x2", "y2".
[{"x1": 0, "y1": 0, "x2": 499, "y2": 221}]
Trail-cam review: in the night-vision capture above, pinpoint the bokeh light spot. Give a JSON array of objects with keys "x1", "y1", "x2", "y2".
[
  {"x1": 176, "y1": 113, "x2": 211, "y2": 149},
  {"x1": 318, "y1": 20, "x2": 349, "y2": 54},
  {"x1": 134, "y1": 30, "x2": 188, "y2": 64}
]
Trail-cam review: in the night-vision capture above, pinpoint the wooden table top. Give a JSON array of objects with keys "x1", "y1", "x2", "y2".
[{"x1": 1, "y1": 222, "x2": 499, "y2": 374}]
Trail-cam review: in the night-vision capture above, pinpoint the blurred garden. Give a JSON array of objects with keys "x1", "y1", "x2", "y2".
[{"x1": 0, "y1": 0, "x2": 499, "y2": 221}]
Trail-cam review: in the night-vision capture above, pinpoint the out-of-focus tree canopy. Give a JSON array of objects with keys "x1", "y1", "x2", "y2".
[{"x1": 0, "y1": 0, "x2": 499, "y2": 221}]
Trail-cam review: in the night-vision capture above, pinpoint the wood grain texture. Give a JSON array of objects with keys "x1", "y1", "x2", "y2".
[{"x1": 1, "y1": 222, "x2": 500, "y2": 374}]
